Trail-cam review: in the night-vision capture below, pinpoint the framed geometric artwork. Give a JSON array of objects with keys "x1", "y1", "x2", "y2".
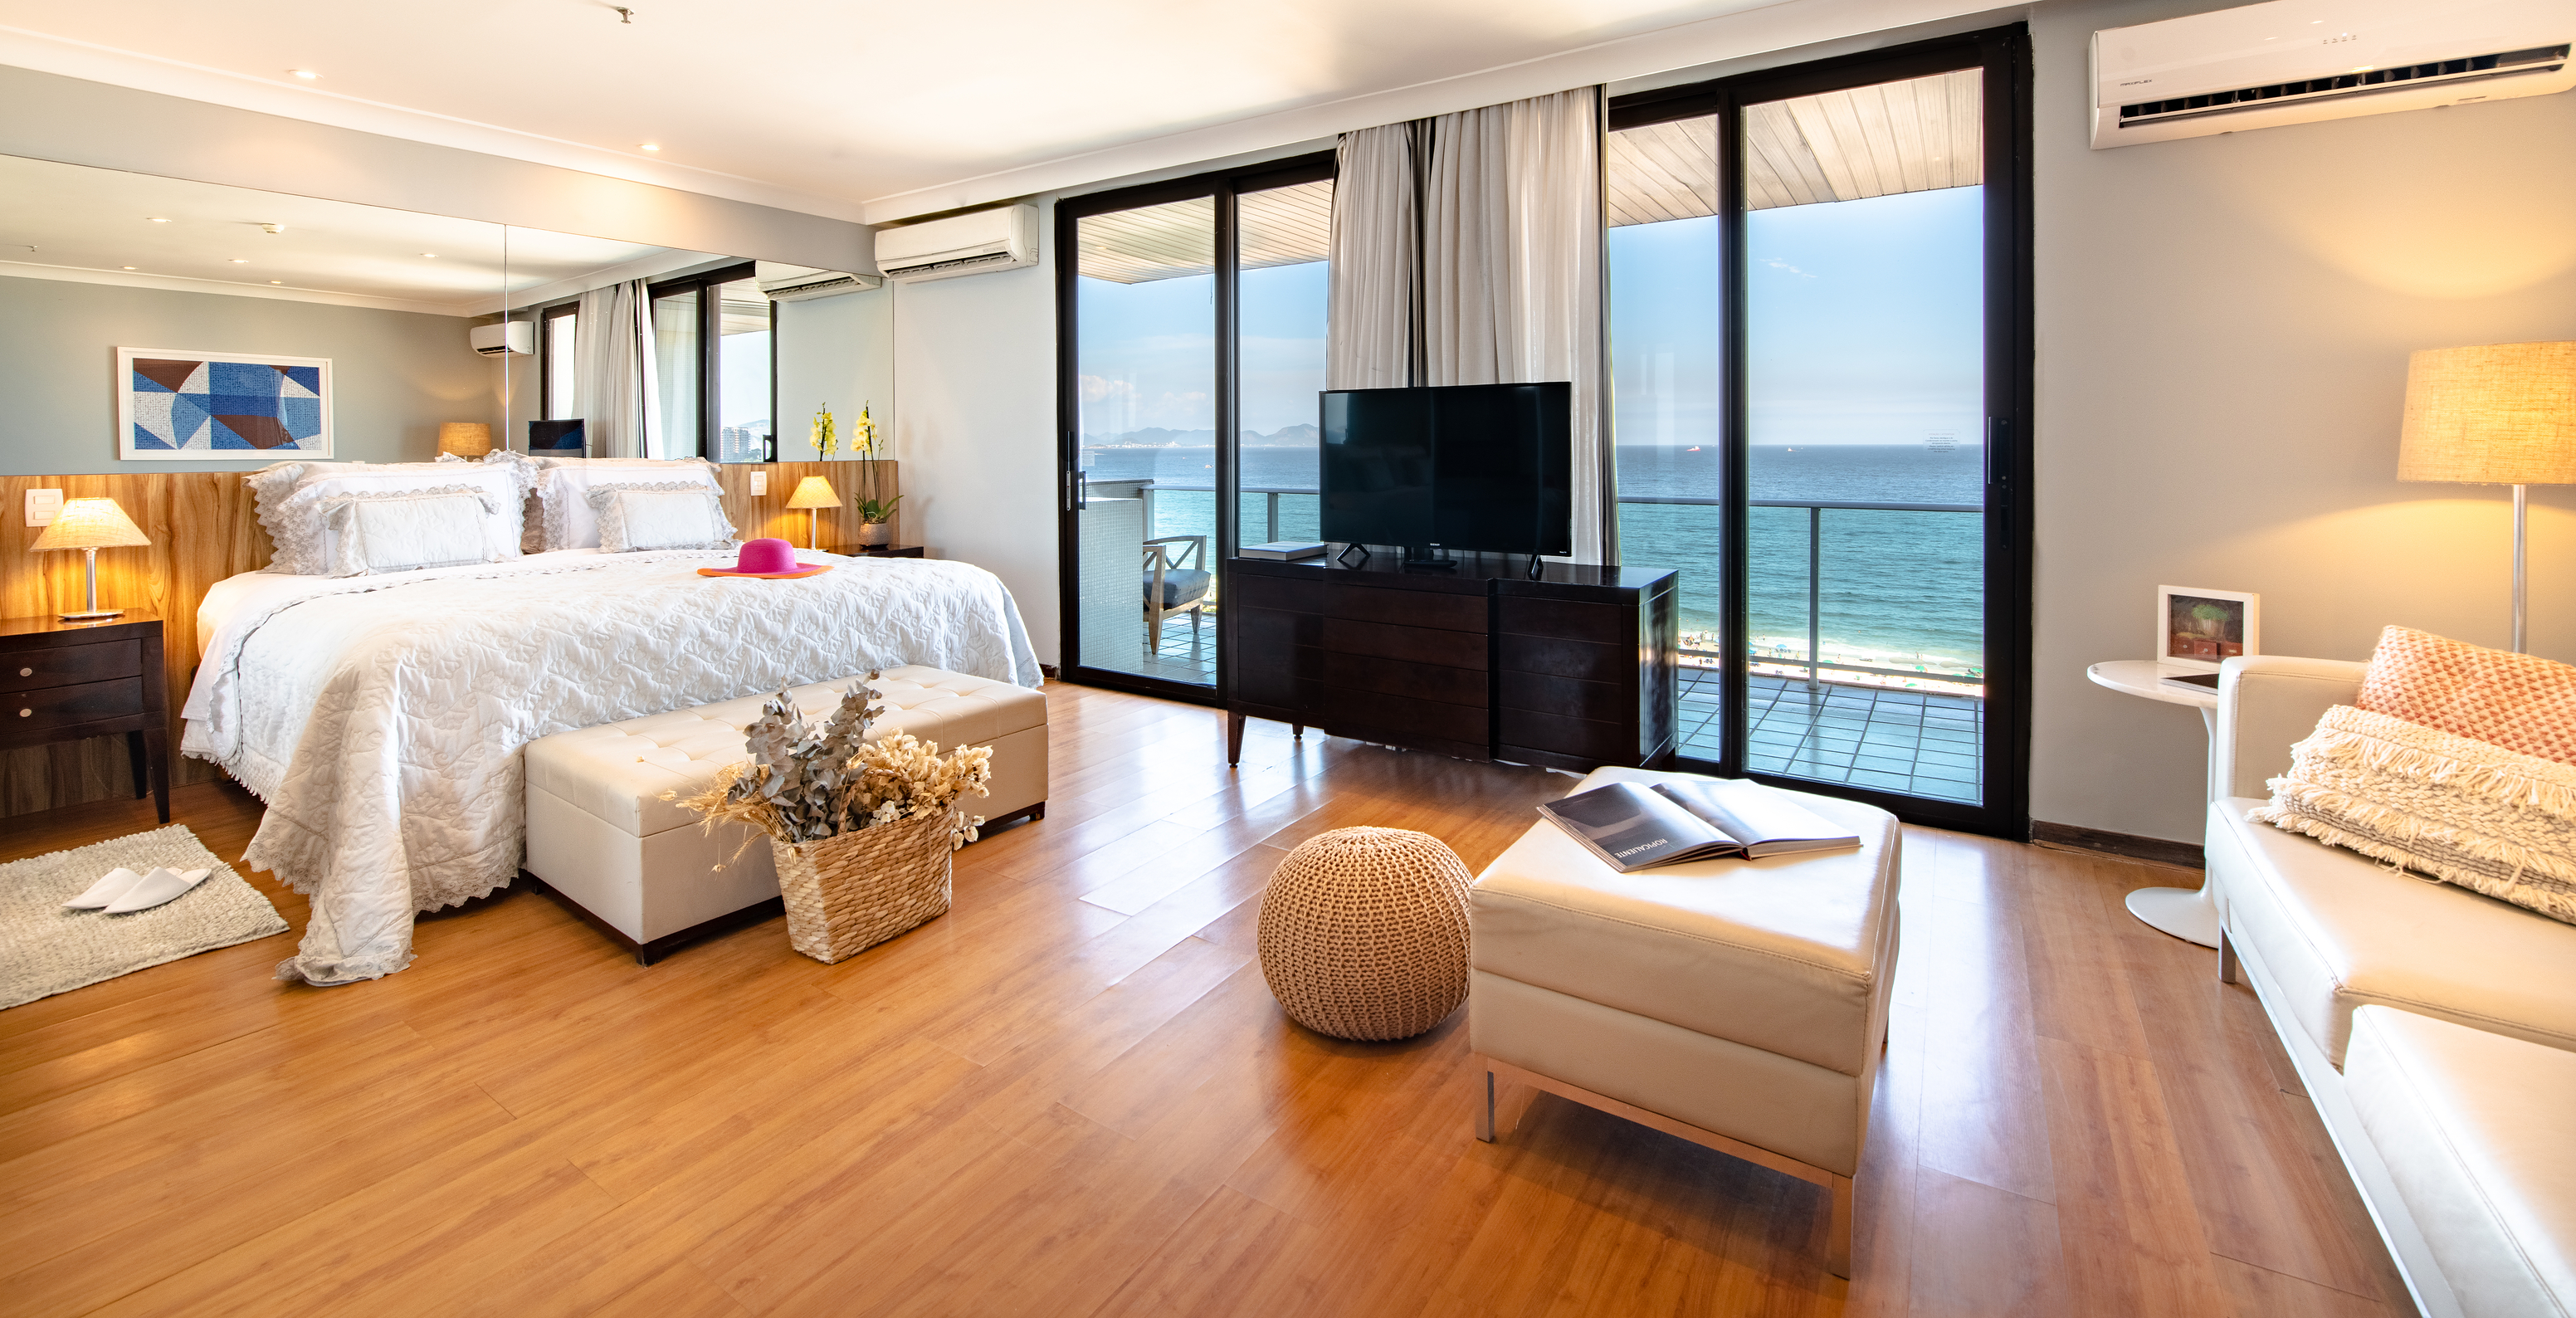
[{"x1": 117, "y1": 348, "x2": 332, "y2": 461}]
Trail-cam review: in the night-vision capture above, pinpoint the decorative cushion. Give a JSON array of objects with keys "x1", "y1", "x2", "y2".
[
  {"x1": 264, "y1": 463, "x2": 526, "y2": 574},
  {"x1": 2356, "y1": 625, "x2": 2576, "y2": 765},
  {"x1": 538, "y1": 458, "x2": 720, "y2": 550},
  {"x1": 1257, "y1": 827, "x2": 1473, "y2": 1041},
  {"x1": 1146, "y1": 567, "x2": 1212, "y2": 608},
  {"x1": 586, "y1": 482, "x2": 738, "y2": 553},
  {"x1": 2251, "y1": 704, "x2": 2576, "y2": 924},
  {"x1": 318, "y1": 486, "x2": 506, "y2": 576}
]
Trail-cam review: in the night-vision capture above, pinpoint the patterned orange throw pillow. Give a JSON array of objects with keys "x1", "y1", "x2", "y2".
[{"x1": 2354, "y1": 626, "x2": 2576, "y2": 765}]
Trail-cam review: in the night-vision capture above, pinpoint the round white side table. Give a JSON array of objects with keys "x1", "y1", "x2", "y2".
[{"x1": 2085, "y1": 660, "x2": 2222, "y2": 948}]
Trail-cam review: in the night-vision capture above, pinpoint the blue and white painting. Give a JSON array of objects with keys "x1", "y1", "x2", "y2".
[{"x1": 117, "y1": 348, "x2": 332, "y2": 461}]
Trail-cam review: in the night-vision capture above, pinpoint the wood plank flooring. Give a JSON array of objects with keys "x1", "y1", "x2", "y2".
[{"x1": 0, "y1": 681, "x2": 2408, "y2": 1316}]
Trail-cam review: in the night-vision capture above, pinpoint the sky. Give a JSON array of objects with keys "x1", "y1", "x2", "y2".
[{"x1": 1075, "y1": 179, "x2": 1988, "y2": 447}]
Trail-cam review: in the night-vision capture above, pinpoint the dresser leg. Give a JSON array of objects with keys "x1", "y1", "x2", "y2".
[
  {"x1": 1226, "y1": 711, "x2": 1246, "y2": 767},
  {"x1": 126, "y1": 730, "x2": 147, "y2": 800},
  {"x1": 143, "y1": 725, "x2": 170, "y2": 823}
]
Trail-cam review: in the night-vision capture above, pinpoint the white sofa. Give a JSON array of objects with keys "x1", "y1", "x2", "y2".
[{"x1": 2205, "y1": 655, "x2": 2576, "y2": 1318}]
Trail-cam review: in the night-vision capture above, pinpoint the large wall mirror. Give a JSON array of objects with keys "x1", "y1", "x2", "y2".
[{"x1": 0, "y1": 154, "x2": 891, "y2": 475}]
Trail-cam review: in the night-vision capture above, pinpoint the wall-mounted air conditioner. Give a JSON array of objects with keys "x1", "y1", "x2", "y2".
[
  {"x1": 755, "y1": 261, "x2": 883, "y2": 301},
  {"x1": 470, "y1": 321, "x2": 532, "y2": 357},
  {"x1": 2092, "y1": 0, "x2": 2574, "y2": 149},
  {"x1": 873, "y1": 205, "x2": 1039, "y2": 282}
]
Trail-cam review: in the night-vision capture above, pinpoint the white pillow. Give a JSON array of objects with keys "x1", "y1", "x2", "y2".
[
  {"x1": 538, "y1": 458, "x2": 720, "y2": 550},
  {"x1": 588, "y1": 482, "x2": 738, "y2": 553},
  {"x1": 268, "y1": 464, "x2": 525, "y2": 574},
  {"x1": 319, "y1": 487, "x2": 505, "y2": 576}
]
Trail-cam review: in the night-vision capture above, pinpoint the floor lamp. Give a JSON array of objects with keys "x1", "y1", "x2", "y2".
[{"x1": 2398, "y1": 341, "x2": 2576, "y2": 653}]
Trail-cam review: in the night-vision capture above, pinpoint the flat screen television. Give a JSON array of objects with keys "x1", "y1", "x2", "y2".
[
  {"x1": 528, "y1": 419, "x2": 586, "y2": 454},
  {"x1": 1319, "y1": 382, "x2": 1572, "y2": 562}
]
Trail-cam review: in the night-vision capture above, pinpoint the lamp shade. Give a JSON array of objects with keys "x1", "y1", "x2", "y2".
[
  {"x1": 438, "y1": 422, "x2": 494, "y2": 457},
  {"x1": 31, "y1": 497, "x2": 149, "y2": 552},
  {"x1": 2398, "y1": 340, "x2": 2576, "y2": 485},
  {"x1": 786, "y1": 476, "x2": 841, "y2": 510}
]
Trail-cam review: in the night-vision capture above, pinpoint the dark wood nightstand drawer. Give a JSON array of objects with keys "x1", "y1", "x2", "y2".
[
  {"x1": 2, "y1": 638, "x2": 144, "y2": 692},
  {"x1": 6, "y1": 676, "x2": 145, "y2": 735}
]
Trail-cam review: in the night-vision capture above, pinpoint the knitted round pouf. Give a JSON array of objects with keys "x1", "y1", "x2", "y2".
[{"x1": 1256, "y1": 826, "x2": 1474, "y2": 1042}]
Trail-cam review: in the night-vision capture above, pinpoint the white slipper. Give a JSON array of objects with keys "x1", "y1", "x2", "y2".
[
  {"x1": 65, "y1": 867, "x2": 149, "y2": 910},
  {"x1": 103, "y1": 867, "x2": 214, "y2": 915}
]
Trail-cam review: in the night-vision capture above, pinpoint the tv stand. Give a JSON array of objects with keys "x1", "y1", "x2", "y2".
[
  {"x1": 1402, "y1": 545, "x2": 1459, "y2": 571},
  {"x1": 1226, "y1": 552, "x2": 1679, "y2": 771}
]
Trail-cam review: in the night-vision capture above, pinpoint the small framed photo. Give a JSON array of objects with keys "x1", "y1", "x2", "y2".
[
  {"x1": 2157, "y1": 585, "x2": 2259, "y2": 672},
  {"x1": 117, "y1": 347, "x2": 333, "y2": 461}
]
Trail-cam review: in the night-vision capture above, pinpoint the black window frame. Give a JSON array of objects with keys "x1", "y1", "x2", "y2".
[
  {"x1": 644, "y1": 260, "x2": 769, "y2": 462},
  {"x1": 1608, "y1": 22, "x2": 2037, "y2": 838},
  {"x1": 536, "y1": 300, "x2": 578, "y2": 426},
  {"x1": 1052, "y1": 151, "x2": 1337, "y2": 706}
]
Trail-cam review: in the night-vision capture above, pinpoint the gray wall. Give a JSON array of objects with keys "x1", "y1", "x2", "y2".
[
  {"x1": 0, "y1": 275, "x2": 493, "y2": 473},
  {"x1": 2030, "y1": 0, "x2": 2576, "y2": 842},
  {"x1": 775, "y1": 286, "x2": 895, "y2": 463}
]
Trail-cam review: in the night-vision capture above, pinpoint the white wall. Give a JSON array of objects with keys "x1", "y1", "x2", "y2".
[
  {"x1": 2030, "y1": 0, "x2": 2576, "y2": 842},
  {"x1": 886, "y1": 205, "x2": 1062, "y2": 663}
]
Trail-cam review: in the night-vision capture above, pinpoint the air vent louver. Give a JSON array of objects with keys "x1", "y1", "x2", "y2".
[{"x1": 2119, "y1": 44, "x2": 2569, "y2": 129}]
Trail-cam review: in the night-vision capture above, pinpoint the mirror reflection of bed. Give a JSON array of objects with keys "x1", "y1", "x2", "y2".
[{"x1": 0, "y1": 152, "x2": 1037, "y2": 984}]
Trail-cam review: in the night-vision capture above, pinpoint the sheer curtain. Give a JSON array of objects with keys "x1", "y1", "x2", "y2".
[
  {"x1": 573, "y1": 279, "x2": 659, "y2": 458},
  {"x1": 1325, "y1": 89, "x2": 1611, "y2": 562},
  {"x1": 1325, "y1": 122, "x2": 1425, "y2": 391},
  {"x1": 1422, "y1": 88, "x2": 1608, "y2": 564}
]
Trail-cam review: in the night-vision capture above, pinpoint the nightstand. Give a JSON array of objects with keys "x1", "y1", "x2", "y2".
[
  {"x1": 2, "y1": 612, "x2": 168, "y2": 823},
  {"x1": 822, "y1": 544, "x2": 925, "y2": 559}
]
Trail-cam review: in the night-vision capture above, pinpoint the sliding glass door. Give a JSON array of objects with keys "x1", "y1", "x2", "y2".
[
  {"x1": 1056, "y1": 157, "x2": 1336, "y2": 701},
  {"x1": 1609, "y1": 27, "x2": 2031, "y2": 832}
]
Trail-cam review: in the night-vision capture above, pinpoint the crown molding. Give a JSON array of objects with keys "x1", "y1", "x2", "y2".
[{"x1": 0, "y1": 25, "x2": 870, "y2": 224}]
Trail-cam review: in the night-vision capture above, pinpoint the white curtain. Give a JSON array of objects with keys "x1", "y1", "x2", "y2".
[
  {"x1": 1422, "y1": 88, "x2": 1609, "y2": 564},
  {"x1": 1325, "y1": 123, "x2": 1423, "y2": 391},
  {"x1": 573, "y1": 279, "x2": 658, "y2": 459}
]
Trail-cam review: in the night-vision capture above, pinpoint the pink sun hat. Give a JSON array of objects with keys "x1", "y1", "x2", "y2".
[{"x1": 697, "y1": 538, "x2": 832, "y2": 579}]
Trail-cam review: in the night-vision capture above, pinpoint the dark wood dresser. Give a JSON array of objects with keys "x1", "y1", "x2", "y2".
[
  {"x1": 1227, "y1": 554, "x2": 1678, "y2": 773},
  {"x1": 2, "y1": 612, "x2": 169, "y2": 823}
]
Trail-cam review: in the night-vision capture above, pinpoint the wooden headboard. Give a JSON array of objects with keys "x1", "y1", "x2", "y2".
[{"x1": 1, "y1": 460, "x2": 900, "y2": 818}]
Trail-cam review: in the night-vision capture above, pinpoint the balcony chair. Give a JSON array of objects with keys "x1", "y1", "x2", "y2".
[{"x1": 1144, "y1": 535, "x2": 1212, "y2": 654}]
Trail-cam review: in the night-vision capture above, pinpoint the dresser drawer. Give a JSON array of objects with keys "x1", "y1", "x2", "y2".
[
  {"x1": 1228, "y1": 574, "x2": 1486, "y2": 632},
  {"x1": 6, "y1": 676, "x2": 146, "y2": 735},
  {"x1": 2, "y1": 638, "x2": 144, "y2": 692}
]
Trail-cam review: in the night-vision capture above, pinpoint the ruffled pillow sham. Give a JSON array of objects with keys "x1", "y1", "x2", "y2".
[
  {"x1": 538, "y1": 457, "x2": 721, "y2": 550},
  {"x1": 319, "y1": 486, "x2": 509, "y2": 577},
  {"x1": 263, "y1": 461, "x2": 529, "y2": 574},
  {"x1": 586, "y1": 481, "x2": 739, "y2": 553}
]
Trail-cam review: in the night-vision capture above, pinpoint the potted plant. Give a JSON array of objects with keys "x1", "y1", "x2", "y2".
[
  {"x1": 856, "y1": 494, "x2": 903, "y2": 547},
  {"x1": 673, "y1": 674, "x2": 991, "y2": 963}
]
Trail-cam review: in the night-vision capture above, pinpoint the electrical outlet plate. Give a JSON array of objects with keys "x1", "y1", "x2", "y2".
[
  {"x1": 749, "y1": 471, "x2": 768, "y2": 495},
  {"x1": 26, "y1": 488, "x2": 63, "y2": 527}
]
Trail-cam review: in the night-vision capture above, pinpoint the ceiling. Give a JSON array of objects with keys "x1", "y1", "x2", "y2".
[
  {"x1": 0, "y1": 154, "x2": 687, "y2": 314},
  {"x1": 0, "y1": 0, "x2": 1944, "y2": 223}
]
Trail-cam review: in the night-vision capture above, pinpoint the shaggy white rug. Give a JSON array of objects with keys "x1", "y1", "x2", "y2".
[{"x1": 0, "y1": 825, "x2": 287, "y2": 1009}]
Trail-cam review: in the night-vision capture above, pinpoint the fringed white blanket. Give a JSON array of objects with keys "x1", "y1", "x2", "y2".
[
  {"x1": 180, "y1": 549, "x2": 1042, "y2": 985},
  {"x1": 2250, "y1": 704, "x2": 2576, "y2": 924}
]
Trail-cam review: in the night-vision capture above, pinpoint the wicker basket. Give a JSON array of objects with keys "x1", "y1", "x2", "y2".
[
  {"x1": 1256, "y1": 826, "x2": 1474, "y2": 1041},
  {"x1": 769, "y1": 813, "x2": 956, "y2": 964}
]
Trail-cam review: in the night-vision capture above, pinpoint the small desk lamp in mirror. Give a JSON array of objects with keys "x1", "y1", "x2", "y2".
[
  {"x1": 32, "y1": 496, "x2": 151, "y2": 622},
  {"x1": 2398, "y1": 340, "x2": 2576, "y2": 653},
  {"x1": 788, "y1": 476, "x2": 841, "y2": 550}
]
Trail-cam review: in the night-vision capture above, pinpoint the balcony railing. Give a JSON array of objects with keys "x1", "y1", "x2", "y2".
[{"x1": 1100, "y1": 479, "x2": 1982, "y2": 695}]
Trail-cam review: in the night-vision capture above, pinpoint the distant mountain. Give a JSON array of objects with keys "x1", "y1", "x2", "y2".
[
  {"x1": 1085, "y1": 423, "x2": 1319, "y2": 448},
  {"x1": 1243, "y1": 423, "x2": 1319, "y2": 447}
]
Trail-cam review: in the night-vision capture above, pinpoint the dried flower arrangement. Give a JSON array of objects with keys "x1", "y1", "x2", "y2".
[{"x1": 672, "y1": 673, "x2": 994, "y2": 854}]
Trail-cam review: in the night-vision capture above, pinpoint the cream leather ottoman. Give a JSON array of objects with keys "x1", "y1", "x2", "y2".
[
  {"x1": 523, "y1": 666, "x2": 1047, "y2": 962},
  {"x1": 1469, "y1": 766, "x2": 1901, "y2": 1278}
]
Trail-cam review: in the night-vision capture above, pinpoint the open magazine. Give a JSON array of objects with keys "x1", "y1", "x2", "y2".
[{"x1": 1537, "y1": 778, "x2": 1862, "y2": 873}]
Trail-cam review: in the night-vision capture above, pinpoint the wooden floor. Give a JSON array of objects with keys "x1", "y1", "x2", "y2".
[{"x1": 0, "y1": 681, "x2": 2408, "y2": 1316}]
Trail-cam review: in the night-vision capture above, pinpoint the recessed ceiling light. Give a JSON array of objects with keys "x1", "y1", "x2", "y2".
[
  {"x1": 270, "y1": 280, "x2": 283, "y2": 285},
  {"x1": 230, "y1": 258, "x2": 249, "y2": 264},
  {"x1": 421, "y1": 252, "x2": 437, "y2": 258},
  {"x1": 122, "y1": 266, "x2": 137, "y2": 270},
  {"x1": 289, "y1": 68, "x2": 320, "y2": 79},
  {"x1": 148, "y1": 217, "x2": 169, "y2": 223},
  {"x1": 639, "y1": 142, "x2": 661, "y2": 152}
]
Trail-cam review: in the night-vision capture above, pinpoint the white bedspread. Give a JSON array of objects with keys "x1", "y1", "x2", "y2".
[{"x1": 180, "y1": 548, "x2": 1041, "y2": 985}]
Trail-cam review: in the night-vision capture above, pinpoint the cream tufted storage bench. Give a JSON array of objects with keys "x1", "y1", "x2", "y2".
[{"x1": 523, "y1": 665, "x2": 1046, "y2": 961}]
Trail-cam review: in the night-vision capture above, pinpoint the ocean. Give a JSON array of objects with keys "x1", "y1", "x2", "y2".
[{"x1": 1077, "y1": 443, "x2": 1986, "y2": 677}]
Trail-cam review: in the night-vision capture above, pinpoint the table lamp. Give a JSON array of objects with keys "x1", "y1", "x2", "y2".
[
  {"x1": 32, "y1": 496, "x2": 151, "y2": 622},
  {"x1": 2398, "y1": 340, "x2": 2576, "y2": 653},
  {"x1": 438, "y1": 422, "x2": 494, "y2": 457},
  {"x1": 787, "y1": 476, "x2": 841, "y2": 550}
]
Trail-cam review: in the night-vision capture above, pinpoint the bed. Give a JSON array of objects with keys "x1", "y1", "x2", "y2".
[{"x1": 181, "y1": 547, "x2": 1042, "y2": 986}]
